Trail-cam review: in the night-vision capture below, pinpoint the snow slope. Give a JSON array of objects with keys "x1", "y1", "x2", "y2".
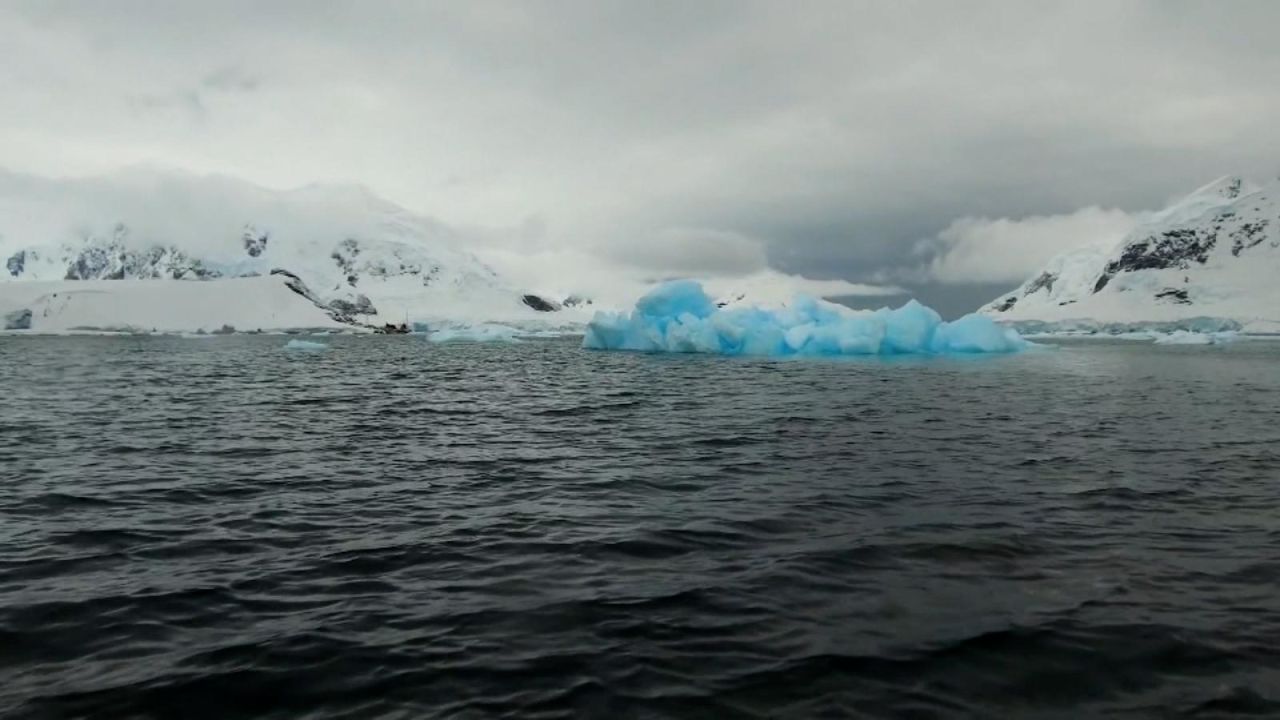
[
  {"x1": 981, "y1": 176, "x2": 1280, "y2": 333},
  {"x1": 0, "y1": 276, "x2": 346, "y2": 333}
]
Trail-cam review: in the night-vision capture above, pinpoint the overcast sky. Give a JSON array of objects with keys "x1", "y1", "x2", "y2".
[{"x1": 3, "y1": 0, "x2": 1279, "y2": 313}]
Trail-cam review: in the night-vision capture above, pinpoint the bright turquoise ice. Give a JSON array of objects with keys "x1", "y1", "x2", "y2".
[{"x1": 582, "y1": 280, "x2": 1027, "y2": 356}]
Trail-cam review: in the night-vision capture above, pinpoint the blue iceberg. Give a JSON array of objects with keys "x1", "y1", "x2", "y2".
[{"x1": 582, "y1": 280, "x2": 1027, "y2": 356}]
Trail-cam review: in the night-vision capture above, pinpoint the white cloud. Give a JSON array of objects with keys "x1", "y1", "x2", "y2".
[
  {"x1": 604, "y1": 227, "x2": 769, "y2": 276},
  {"x1": 915, "y1": 207, "x2": 1143, "y2": 284},
  {"x1": 472, "y1": 231, "x2": 903, "y2": 307}
]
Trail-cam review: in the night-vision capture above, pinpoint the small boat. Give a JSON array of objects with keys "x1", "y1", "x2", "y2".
[{"x1": 378, "y1": 322, "x2": 410, "y2": 334}]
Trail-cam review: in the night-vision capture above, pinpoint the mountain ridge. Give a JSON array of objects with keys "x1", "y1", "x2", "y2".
[
  {"x1": 0, "y1": 167, "x2": 583, "y2": 330},
  {"x1": 981, "y1": 174, "x2": 1280, "y2": 334},
  {"x1": 0, "y1": 166, "x2": 943, "y2": 333}
]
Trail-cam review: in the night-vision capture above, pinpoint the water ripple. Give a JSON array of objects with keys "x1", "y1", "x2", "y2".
[{"x1": 1, "y1": 335, "x2": 1279, "y2": 718}]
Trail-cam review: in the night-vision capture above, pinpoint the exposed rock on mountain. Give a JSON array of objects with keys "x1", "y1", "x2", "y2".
[
  {"x1": 0, "y1": 167, "x2": 585, "y2": 331},
  {"x1": 983, "y1": 176, "x2": 1280, "y2": 333}
]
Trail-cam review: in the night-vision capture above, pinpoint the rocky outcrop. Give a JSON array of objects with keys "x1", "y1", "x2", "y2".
[
  {"x1": 1093, "y1": 227, "x2": 1217, "y2": 292},
  {"x1": 329, "y1": 237, "x2": 445, "y2": 288},
  {"x1": 1154, "y1": 288, "x2": 1191, "y2": 305},
  {"x1": 7, "y1": 250, "x2": 29, "y2": 277},
  {"x1": 330, "y1": 238, "x2": 359, "y2": 286},
  {"x1": 57, "y1": 225, "x2": 223, "y2": 281},
  {"x1": 271, "y1": 268, "x2": 375, "y2": 329},
  {"x1": 242, "y1": 227, "x2": 269, "y2": 257},
  {"x1": 521, "y1": 294, "x2": 561, "y2": 312},
  {"x1": 1025, "y1": 272, "x2": 1055, "y2": 295},
  {"x1": 982, "y1": 175, "x2": 1280, "y2": 332},
  {"x1": 3, "y1": 308, "x2": 32, "y2": 330},
  {"x1": 1230, "y1": 220, "x2": 1269, "y2": 257},
  {"x1": 328, "y1": 294, "x2": 377, "y2": 316},
  {"x1": 272, "y1": 268, "x2": 325, "y2": 305},
  {"x1": 992, "y1": 295, "x2": 1017, "y2": 312}
]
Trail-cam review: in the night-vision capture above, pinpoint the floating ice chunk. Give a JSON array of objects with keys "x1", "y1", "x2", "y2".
[
  {"x1": 427, "y1": 323, "x2": 521, "y2": 343},
  {"x1": 583, "y1": 281, "x2": 1027, "y2": 356},
  {"x1": 1153, "y1": 330, "x2": 1239, "y2": 346},
  {"x1": 284, "y1": 339, "x2": 329, "y2": 351}
]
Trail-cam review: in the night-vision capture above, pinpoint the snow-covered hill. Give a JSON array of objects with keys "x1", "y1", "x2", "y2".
[
  {"x1": 0, "y1": 167, "x2": 596, "y2": 332},
  {"x1": 0, "y1": 167, "x2": 908, "y2": 334},
  {"x1": 0, "y1": 277, "x2": 347, "y2": 333},
  {"x1": 981, "y1": 176, "x2": 1280, "y2": 334}
]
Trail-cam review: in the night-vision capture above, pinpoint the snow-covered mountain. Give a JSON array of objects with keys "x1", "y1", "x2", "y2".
[
  {"x1": 981, "y1": 176, "x2": 1280, "y2": 334},
  {"x1": 0, "y1": 167, "x2": 586, "y2": 332},
  {"x1": 0, "y1": 166, "x2": 908, "y2": 334}
]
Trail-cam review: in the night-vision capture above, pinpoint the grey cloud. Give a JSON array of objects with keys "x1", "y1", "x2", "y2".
[
  {"x1": 912, "y1": 207, "x2": 1142, "y2": 285},
  {"x1": 3, "y1": 0, "x2": 1280, "y2": 315},
  {"x1": 605, "y1": 228, "x2": 770, "y2": 277},
  {"x1": 127, "y1": 90, "x2": 205, "y2": 117},
  {"x1": 123, "y1": 68, "x2": 258, "y2": 121},
  {"x1": 202, "y1": 67, "x2": 260, "y2": 94}
]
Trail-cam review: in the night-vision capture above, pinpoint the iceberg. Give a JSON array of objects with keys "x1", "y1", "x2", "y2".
[
  {"x1": 583, "y1": 280, "x2": 1027, "y2": 356},
  {"x1": 284, "y1": 339, "x2": 329, "y2": 351}
]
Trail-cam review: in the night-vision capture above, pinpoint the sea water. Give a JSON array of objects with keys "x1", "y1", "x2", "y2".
[{"x1": 1, "y1": 334, "x2": 1278, "y2": 718}]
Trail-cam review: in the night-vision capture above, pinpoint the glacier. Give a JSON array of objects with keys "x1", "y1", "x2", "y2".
[
  {"x1": 426, "y1": 323, "x2": 522, "y2": 343},
  {"x1": 1152, "y1": 330, "x2": 1239, "y2": 346},
  {"x1": 583, "y1": 280, "x2": 1027, "y2": 356}
]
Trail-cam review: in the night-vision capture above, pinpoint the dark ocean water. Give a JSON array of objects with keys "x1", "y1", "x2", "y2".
[{"x1": 2, "y1": 334, "x2": 1279, "y2": 719}]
